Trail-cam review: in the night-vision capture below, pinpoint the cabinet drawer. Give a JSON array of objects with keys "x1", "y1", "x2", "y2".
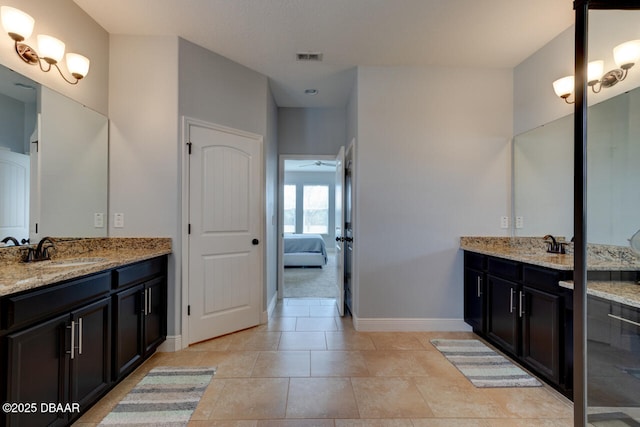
[
  {"x1": 114, "y1": 257, "x2": 165, "y2": 289},
  {"x1": 465, "y1": 252, "x2": 486, "y2": 271},
  {"x1": 2, "y1": 272, "x2": 111, "y2": 331},
  {"x1": 487, "y1": 257, "x2": 521, "y2": 281},
  {"x1": 523, "y1": 265, "x2": 567, "y2": 292}
]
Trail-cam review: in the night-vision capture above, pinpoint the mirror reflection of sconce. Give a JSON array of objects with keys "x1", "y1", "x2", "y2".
[
  {"x1": 0, "y1": 6, "x2": 90, "y2": 85},
  {"x1": 552, "y1": 39, "x2": 640, "y2": 104}
]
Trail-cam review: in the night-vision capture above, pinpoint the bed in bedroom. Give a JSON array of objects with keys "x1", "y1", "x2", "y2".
[{"x1": 283, "y1": 233, "x2": 328, "y2": 267}]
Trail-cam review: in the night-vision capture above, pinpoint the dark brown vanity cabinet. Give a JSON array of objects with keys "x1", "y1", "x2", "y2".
[
  {"x1": 113, "y1": 257, "x2": 167, "y2": 381},
  {"x1": 0, "y1": 256, "x2": 168, "y2": 426},
  {"x1": 464, "y1": 251, "x2": 571, "y2": 395},
  {"x1": 2, "y1": 273, "x2": 112, "y2": 427},
  {"x1": 463, "y1": 252, "x2": 486, "y2": 333}
]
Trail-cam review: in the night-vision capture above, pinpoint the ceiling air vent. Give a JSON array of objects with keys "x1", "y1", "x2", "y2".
[{"x1": 296, "y1": 52, "x2": 323, "y2": 62}]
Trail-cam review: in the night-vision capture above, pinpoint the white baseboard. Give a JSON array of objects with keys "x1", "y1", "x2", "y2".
[
  {"x1": 352, "y1": 316, "x2": 472, "y2": 332},
  {"x1": 157, "y1": 335, "x2": 183, "y2": 352},
  {"x1": 262, "y1": 292, "x2": 279, "y2": 323}
]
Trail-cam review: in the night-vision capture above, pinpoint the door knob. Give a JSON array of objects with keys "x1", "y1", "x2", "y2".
[
  {"x1": 252, "y1": 238, "x2": 259, "y2": 245},
  {"x1": 336, "y1": 236, "x2": 344, "y2": 242}
]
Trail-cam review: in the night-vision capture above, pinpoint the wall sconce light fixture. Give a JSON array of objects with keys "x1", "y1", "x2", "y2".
[
  {"x1": 552, "y1": 39, "x2": 640, "y2": 104},
  {"x1": 0, "y1": 6, "x2": 90, "y2": 84}
]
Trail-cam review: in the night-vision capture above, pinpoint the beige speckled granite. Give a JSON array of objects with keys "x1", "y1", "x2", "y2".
[
  {"x1": 460, "y1": 236, "x2": 640, "y2": 271},
  {"x1": 560, "y1": 280, "x2": 640, "y2": 309},
  {"x1": 0, "y1": 238, "x2": 172, "y2": 297}
]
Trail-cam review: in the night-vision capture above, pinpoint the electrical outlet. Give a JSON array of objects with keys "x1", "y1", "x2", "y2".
[
  {"x1": 515, "y1": 216, "x2": 524, "y2": 229},
  {"x1": 500, "y1": 216, "x2": 509, "y2": 229},
  {"x1": 94, "y1": 213, "x2": 104, "y2": 228},
  {"x1": 114, "y1": 213, "x2": 124, "y2": 228}
]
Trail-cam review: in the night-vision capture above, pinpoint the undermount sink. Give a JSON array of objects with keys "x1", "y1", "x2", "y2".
[{"x1": 44, "y1": 257, "x2": 108, "y2": 267}]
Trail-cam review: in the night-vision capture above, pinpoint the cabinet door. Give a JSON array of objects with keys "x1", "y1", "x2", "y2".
[
  {"x1": 521, "y1": 286, "x2": 560, "y2": 383},
  {"x1": 486, "y1": 275, "x2": 519, "y2": 355},
  {"x1": 5, "y1": 313, "x2": 69, "y2": 427},
  {"x1": 143, "y1": 276, "x2": 167, "y2": 355},
  {"x1": 70, "y1": 297, "x2": 111, "y2": 412},
  {"x1": 113, "y1": 284, "x2": 144, "y2": 380},
  {"x1": 464, "y1": 268, "x2": 485, "y2": 333}
]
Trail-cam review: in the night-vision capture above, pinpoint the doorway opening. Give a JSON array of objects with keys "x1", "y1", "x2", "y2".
[{"x1": 280, "y1": 156, "x2": 338, "y2": 300}]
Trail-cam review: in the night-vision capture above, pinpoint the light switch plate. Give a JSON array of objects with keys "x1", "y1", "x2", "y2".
[
  {"x1": 94, "y1": 213, "x2": 104, "y2": 228},
  {"x1": 114, "y1": 213, "x2": 124, "y2": 228},
  {"x1": 500, "y1": 216, "x2": 509, "y2": 229},
  {"x1": 515, "y1": 216, "x2": 524, "y2": 229}
]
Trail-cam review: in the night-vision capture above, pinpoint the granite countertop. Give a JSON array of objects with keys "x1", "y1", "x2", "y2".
[
  {"x1": 460, "y1": 236, "x2": 640, "y2": 271},
  {"x1": 560, "y1": 280, "x2": 640, "y2": 309},
  {"x1": 0, "y1": 238, "x2": 172, "y2": 297}
]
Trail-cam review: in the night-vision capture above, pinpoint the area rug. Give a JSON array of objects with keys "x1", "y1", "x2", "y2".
[
  {"x1": 431, "y1": 339, "x2": 541, "y2": 388},
  {"x1": 98, "y1": 366, "x2": 216, "y2": 426}
]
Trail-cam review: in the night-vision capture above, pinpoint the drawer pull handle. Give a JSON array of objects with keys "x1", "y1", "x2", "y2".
[
  {"x1": 477, "y1": 276, "x2": 482, "y2": 298},
  {"x1": 67, "y1": 320, "x2": 75, "y2": 360},
  {"x1": 78, "y1": 317, "x2": 83, "y2": 356},
  {"x1": 608, "y1": 314, "x2": 640, "y2": 327},
  {"x1": 148, "y1": 288, "x2": 152, "y2": 315},
  {"x1": 519, "y1": 291, "x2": 525, "y2": 318},
  {"x1": 510, "y1": 288, "x2": 515, "y2": 313}
]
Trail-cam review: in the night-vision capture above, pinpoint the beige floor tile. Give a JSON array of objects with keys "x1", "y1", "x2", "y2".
[
  {"x1": 258, "y1": 420, "x2": 334, "y2": 427},
  {"x1": 350, "y1": 377, "x2": 433, "y2": 418},
  {"x1": 483, "y1": 386, "x2": 573, "y2": 419},
  {"x1": 360, "y1": 350, "x2": 438, "y2": 377},
  {"x1": 296, "y1": 317, "x2": 338, "y2": 331},
  {"x1": 226, "y1": 331, "x2": 282, "y2": 350},
  {"x1": 285, "y1": 298, "x2": 323, "y2": 306},
  {"x1": 367, "y1": 332, "x2": 427, "y2": 350},
  {"x1": 335, "y1": 420, "x2": 413, "y2": 427},
  {"x1": 251, "y1": 351, "x2": 311, "y2": 377},
  {"x1": 278, "y1": 331, "x2": 327, "y2": 350},
  {"x1": 196, "y1": 351, "x2": 259, "y2": 377},
  {"x1": 255, "y1": 317, "x2": 298, "y2": 331},
  {"x1": 310, "y1": 305, "x2": 340, "y2": 317},
  {"x1": 189, "y1": 421, "x2": 258, "y2": 427},
  {"x1": 488, "y1": 420, "x2": 574, "y2": 427},
  {"x1": 326, "y1": 331, "x2": 375, "y2": 350},
  {"x1": 191, "y1": 379, "x2": 228, "y2": 420},
  {"x1": 411, "y1": 419, "x2": 491, "y2": 427},
  {"x1": 311, "y1": 350, "x2": 370, "y2": 377},
  {"x1": 272, "y1": 305, "x2": 311, "y2": 317},
  {"x1": 209, "y1": 378, "x2": 289, "y2": 419},
  {"x1": 187, "y1": 334, "x2": 235, "y2": 351},
  {"x1": 286, "y1": 377, "x2": 359, "y2": 418}
]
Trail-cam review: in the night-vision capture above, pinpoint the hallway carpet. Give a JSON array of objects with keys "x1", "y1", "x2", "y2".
[{"x1": 283, "y1": 254, "x2": 337, "y2": 298}]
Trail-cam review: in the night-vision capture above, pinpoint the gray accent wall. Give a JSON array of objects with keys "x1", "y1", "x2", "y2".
[{"x1": 278, "y1": 107, "x2": 347, "y2": 156}]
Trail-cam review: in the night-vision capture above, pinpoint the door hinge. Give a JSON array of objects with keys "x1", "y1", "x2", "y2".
[
  {"x1": 187, "y1": 142, "x2": 192, "y2": 154},
  {"x1": 188, "y1": 224, "x2": 191, "y2": 234},
  {"x1": 187, "y1": 305, "x2": 191, "y2": 316}
]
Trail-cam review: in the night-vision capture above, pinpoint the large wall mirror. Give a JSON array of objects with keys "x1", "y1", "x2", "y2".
[
  {"x1": 514, "y1": 85, "x2": 640, "y2": 247},
  {"x1": 0, "y1": 64, "x2": 108, "y2": 246}
]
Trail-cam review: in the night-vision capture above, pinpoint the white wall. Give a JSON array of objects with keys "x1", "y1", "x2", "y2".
[
  {"x1": 0, "y1": 0, "x2": 109, "y2": 115},
  {"x1": 109, "y1": 35, "x2": 180, "y2": 335},
  {"x1": 278, "y1": 108, "x2": 347, "y2": 156},
  {"x1": 178, "y1": 38, "x2": 276, "y2": 316},
  {"x1": 514, "y1": 10, "x2": 640, "y2": 135},
  {"x1": 355, "y1": 66, "x2": 513, "y2": 321}
]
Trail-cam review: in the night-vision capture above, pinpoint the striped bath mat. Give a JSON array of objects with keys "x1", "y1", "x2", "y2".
[
  {"x1": 98, "y1": 366, "x2": 216, "y2": 426},
  {"x1": 431, "y1": 339, "x2": 541, "y2": 388}
]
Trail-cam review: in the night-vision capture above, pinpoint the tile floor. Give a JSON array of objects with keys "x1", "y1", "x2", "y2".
[{"x1": 74, "y1": 298, "x2": 574, "y2": 426}]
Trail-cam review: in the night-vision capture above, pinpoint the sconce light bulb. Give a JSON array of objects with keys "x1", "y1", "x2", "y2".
[
  {"x1": 587, "y1": 60, "x2": 604, "y2": 85},
  {"x1": 37, "y1": 34, "x2": 65, "y2": 64},
  {"x1": 0, "y1": 6, "x2": 34, "y2": 42},
  {"x1": 553, "y1": 75, "x2": 575, "y2": 100},
  {"x1": 614, "y1": 40, "x2": 640, "y2": 70},
  {"x1": 66, "y1": 53, "x2": 90, "y2": 79}
]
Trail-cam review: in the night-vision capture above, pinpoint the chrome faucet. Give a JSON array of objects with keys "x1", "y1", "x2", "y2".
[
  {"x1": 1, "y1": 236, "x2": 20, "y2": 246},
  {"x1": 23, "y1": 236, "x2": 56, "y2": 262}
]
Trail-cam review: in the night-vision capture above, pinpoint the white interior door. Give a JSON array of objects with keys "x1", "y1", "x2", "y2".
[
  {"x1": 334, "y1": 146, "x2": 345, "y2": 316},
  {"x1": 0, "y1": 150, "x2": 29, "y2": 242},
  {"x1": 187, "y1": 122, "x2": 263, "y2": 344}
]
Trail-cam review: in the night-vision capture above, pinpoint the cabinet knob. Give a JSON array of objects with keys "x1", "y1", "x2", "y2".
[{"x1": 252, "y1": 238, "x2": 260, "y2": 245}]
